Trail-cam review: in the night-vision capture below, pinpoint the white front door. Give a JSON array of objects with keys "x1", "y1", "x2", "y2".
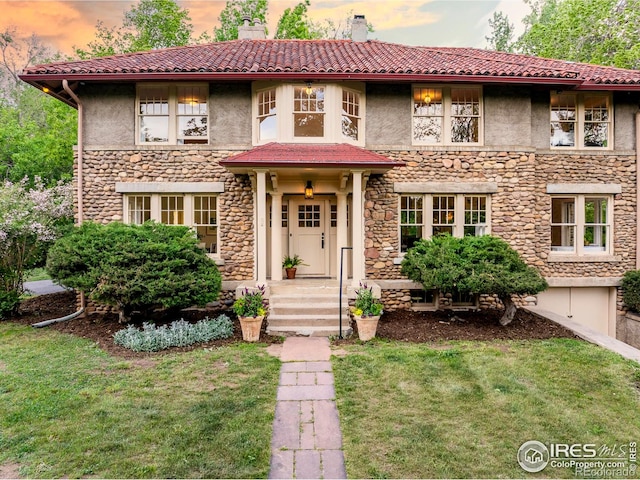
[{"x1": 290, "y1": 198, "x2": 329, "y2": 276}]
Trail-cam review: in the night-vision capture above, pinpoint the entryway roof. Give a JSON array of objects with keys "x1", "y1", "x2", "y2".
[{"x1": 220, "y1": 143, "x2": 404, "y2": 171}]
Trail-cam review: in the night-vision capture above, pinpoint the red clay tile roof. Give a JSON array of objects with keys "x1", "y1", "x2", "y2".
[
  {"x1": 220, "y1": 143, "x2": 403, "y2": 169},
  {"x1": 21, "y1": 39, "x2": 640, "y2": 87}
]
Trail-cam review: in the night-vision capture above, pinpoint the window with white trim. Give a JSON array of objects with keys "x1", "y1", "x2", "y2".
[
  {"x1": 412, "y1": 86, "x2": 482, "y2": 145},
  {"x1": 137, "y1": 84, "x2": 208, "y2": 145},
  {"x1": 254, "y1": 83, "x2": 365, "y2": 145},
  {"x1": 550, "y1": 195, "x2": 611, "y2": 255},
  {"x1": 550, "y1": 92, "x2": 611, "y2": 149},
  {"x1": 125, "y1": 193, "x2": 219, "y2": 255},
  {"x1": 399, "y1": 194, "x2": 490, "y2": 252}
]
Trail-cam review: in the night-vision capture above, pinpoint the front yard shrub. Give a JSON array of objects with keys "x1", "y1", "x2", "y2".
[
  {"x1": 401, "y1": 235, "x2": 548, "y2": 325},
  {"x1": 113, "y1": 315, "x2": 234, "y2": 352},
  {"x1": 622, "y1": 270, "x2": 640, "y2": 313},
  {"x1": 46, "y1": 221, "x2": 222, "y2": 322}
]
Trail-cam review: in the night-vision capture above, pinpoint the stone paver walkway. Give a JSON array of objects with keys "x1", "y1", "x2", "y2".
[{"x1": 269, "y1": 337, "x2": 347, "y2": 479}]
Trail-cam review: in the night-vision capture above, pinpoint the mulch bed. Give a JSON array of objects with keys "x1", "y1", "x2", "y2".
[{"x1": 5, "y1": 291, "x2": 577, "y2": 358}]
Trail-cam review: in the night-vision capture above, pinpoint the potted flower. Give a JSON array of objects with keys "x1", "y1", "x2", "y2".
[
  {"x1": 351, "y1": 283, "x2": 384, "y2": 341},
  {"x1": 282, "y1": 254, "x2": 308, "y2": 279},
  {"x1": 233, "y1": 285, "x2": 268, "y2": 342}
]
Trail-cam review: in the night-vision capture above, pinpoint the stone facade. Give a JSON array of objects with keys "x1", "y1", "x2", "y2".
[
  {"x1": 364, "y1": 149, "x2": 636, "y2": 280},
  {"x1": 75, "y1": 147, "x2": 254, "y2": 282}
]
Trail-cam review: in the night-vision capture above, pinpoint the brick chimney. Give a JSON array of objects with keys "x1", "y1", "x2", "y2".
[
  {"x1": 351, "y1": 14, "x2": 367, "y2": 42},
  {"x1": 238, "y1": 16, "x2": 266, "y2": 40}
]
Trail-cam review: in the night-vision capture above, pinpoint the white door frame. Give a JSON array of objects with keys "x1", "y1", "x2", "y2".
[{"x1": 289, "y1": 196, "x2": 332, "y2": 277}]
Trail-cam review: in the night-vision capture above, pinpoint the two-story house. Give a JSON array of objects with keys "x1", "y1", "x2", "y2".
[{"x1": 20, "y1": 16, "x2": 640, "y2": 339}]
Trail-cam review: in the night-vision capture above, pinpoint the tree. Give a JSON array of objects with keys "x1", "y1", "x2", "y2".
[
  {"x1": 0, "y1": 28, "x2": 76, "y2": 185},
  {"x1": 0, "y1": 178, "x2": 72, "y2": 318},
  {"x1": 401, "y1": 235, "x2": 548, "y2": 325},
  {"x1": 213, "y1": 0, "x2": 269, "y2": 42},
  {"x1": 274, "y1": 0, "x2": 322, "y2": 40},
  {"x1": 512, "y1": 0, "x2": 640, "y2": 69},
  {"x1": 46, "y1": 222, "x2": 222, "y2": 322},
  {"x1": 485, "y1": 11, "x2": 515, "y2": 52},
  {"x1": 76, "y1": 0, "x2": 196, "y2": 58}
]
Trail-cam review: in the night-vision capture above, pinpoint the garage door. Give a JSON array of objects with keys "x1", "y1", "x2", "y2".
[{"x1": 536, "y1": 287, "x2": 614, "y2": 335}]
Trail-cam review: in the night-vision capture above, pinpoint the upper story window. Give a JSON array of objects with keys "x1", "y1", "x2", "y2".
[
  {"x1": 550, "y1": 195, "x2": 611, "y2": 255},
  {"x1": 137, "y1": 84, "x2": 208, "y2": 145},
  {"x1": 550, "y1": 93, "x2": 611, "y2": 149},
  {"x1": 399, "y1": 193, "x2": 490, "y2": 252},
  {"x1": 294, "y1": 86, "x2": 325, "y2": 137},
  {"x1": 412, "y1": 86, "x2": 482, "y2": 145},
  {"x1": 254, "y1": 83, "x2": 364, "y2": 145}
]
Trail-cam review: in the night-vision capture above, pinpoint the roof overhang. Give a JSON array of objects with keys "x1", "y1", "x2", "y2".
[
  {"x1": 220, "y1": 143, "x2": 404, "y2": 174},
  {"x1": 22, "y1": 72, "x2": 616, "y2": 109}
]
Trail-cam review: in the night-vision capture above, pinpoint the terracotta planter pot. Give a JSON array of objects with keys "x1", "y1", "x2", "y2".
[
  {"x1": 285, "y1": 267, "x2": 297, "y2": 279},
  {"x1": 354, "y1": 315, "x2": 380, "y2": 341},
  {"x1": 239, "y1": 315, "x2": 264, "y2": 342}
]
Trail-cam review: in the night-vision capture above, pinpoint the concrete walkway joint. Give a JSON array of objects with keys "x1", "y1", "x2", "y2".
[{"x1": 269, "y1": 337, "x2": 347, "y2": 479}]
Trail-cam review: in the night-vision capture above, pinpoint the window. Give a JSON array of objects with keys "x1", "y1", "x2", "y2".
[
  {"x1": 342, "y1": 89, "x2": 360, "y2": 141},
  {"x1": 399, "y1": 194, "x2": 489, "y2": 252},
  {"x1": 257, "y1": 88, "x2": 277, "y2": 141},
  {"x1": 400, "y1": 195, "x2": 423, "y2": 252},
  {"x1": 550, "y1": 93, "x2": 611, "y2": 148},
  {"x1": 294, "y1": 86, "x2": 325, "y2": 138},
  {"x1": 193, "y1": 196, "x2": 218, "y2": 254},
  {"x1": 127, "y1": 195, "x2": 151, "y2": 224},
  {"x1": 551, "y1": 195, "x2": 611, "y2": 255},
  {"x1": 413, "y1": 86, "x2": 482, "y2": 145},
  {"x1": 253, "y1": 83, "x2": 365, "y2": 145},
  {"x1": 138, "y1": 84, "x2": 208, "y2": 145},
  {"x1": 125, "y1": 193, "x2": 219, "y2": 255}
]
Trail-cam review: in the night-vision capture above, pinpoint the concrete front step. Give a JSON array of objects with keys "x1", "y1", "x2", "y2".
[
  {"x1": 267, "y1": 282, "x2": 351, "y2": 336},
  {"x1": 268, "y1": 315, "x2": 350, "y2": 327},
  {"x1": 266, "y1": 324, "x2": 353, "y2": 337},
  {"x1": 270, "y1": 304, "x2": 349, "y2": 316}
]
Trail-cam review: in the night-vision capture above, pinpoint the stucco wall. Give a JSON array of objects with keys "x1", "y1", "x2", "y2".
[
  {"x1": 483, "y1": 85, "x2": 531, "y2": 147},
  {"x1": 210, "y1": 83, "x2": 252, "y2": 146},
  {"x1": 81, "y1": 84, "x2": 135, "y2": 146},
  {"x1": 365, "y1": 83, "x2": 411, "y2": 147}
]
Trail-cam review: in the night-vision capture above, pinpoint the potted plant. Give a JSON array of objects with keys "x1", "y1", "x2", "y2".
[
  {"x1": 351, "y1": 283, "x2": 384, "y2": 341},
  {"x1": 282, "y1": 254, "x2": 307, "y2": 279},
  {"x1": 233, "y1": 285, "x2": 268, "y2": 342}
]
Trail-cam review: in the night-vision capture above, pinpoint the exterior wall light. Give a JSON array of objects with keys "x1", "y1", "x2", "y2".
[{"x1": 304, "y1": 180, "x2": 314, "y2": 199}]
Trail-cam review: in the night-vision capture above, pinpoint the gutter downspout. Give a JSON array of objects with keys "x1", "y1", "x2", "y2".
[
  {"x1": 637, "y1": 111, "x2": 640, "y2": 270},
  {"x1": 49, "y1": 79, "x2": 85, "y2": 317}
]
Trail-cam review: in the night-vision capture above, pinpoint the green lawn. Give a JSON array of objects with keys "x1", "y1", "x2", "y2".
[
  {"x1": 0, "y1": 323, "x2": 280, "y2": 478},
  {"x1": 333, "y1": 339, "x2": 640, "y2": 479}
]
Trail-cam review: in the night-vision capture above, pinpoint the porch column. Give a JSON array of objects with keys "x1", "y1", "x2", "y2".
[
  {"x1": 351, "y1": 170, "x2": 365, "y2": 286},
  {"x1": 336, "y1": 191, "x2": 348, "y2": 280},
  {"x1": 271, "y1": 192, "x2": 283, "y2": 281},
  {"x1": 256, "y1": 169, "x2": 268, "y2": 284}
]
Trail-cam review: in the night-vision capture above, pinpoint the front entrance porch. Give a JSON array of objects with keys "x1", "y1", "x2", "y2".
[{"x1": 220, "y1": 142, "x2": 402, "y2": 336}]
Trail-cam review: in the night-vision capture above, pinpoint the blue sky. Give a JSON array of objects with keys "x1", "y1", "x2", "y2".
[{"x1": 0, "y1": 0, "x2": 531, "y2": 55}]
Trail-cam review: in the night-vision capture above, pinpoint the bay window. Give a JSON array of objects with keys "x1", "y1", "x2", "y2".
[
  {"x1": 137, "y1": 84, "x2": 208, "y2": 145},
  {"x1": 412, "y1": 85, "x2": 482, "y2": 145},
  {"x1": 254, "y1": 83, "x2": 365, "y2": 145},
  {"x1": 550, "y1": 93, "x2": 611, "y2": 149}
]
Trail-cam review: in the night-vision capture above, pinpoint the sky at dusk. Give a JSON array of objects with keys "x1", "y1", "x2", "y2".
[{"x1": 0, "y1": 0, "x2": 530, "y2": 58}]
